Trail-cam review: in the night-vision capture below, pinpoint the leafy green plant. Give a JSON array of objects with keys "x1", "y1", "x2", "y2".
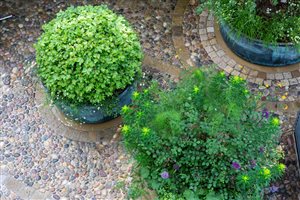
[
  {"x1": 121, "y1": 68, "x2": 285, "y2": 199},
  {"x1": 197, "y1": 0, "x2": 300, "y2": 46},
  {"x1": 35, "y1": 5, "x2": 143, "y2": 105}
]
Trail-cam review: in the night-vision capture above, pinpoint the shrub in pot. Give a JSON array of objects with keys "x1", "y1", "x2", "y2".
[
  {"x1": 197, "y1": 0, "x2": 300, "y2": 66},
  {"x1": 121, "y1": 69, "x2": 285, "y2": 199},
  {"x1": 35, "y1": 5, "x2": 143, "y2": 123}
]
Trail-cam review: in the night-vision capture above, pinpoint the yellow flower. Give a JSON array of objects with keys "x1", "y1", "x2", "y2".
[
  {"x1": 260, "y1": 167, "x2": 271, "y2": 179},
  {"x1": 121, "y1": 105, "x2": 130, "y2": 113},
  {"x1": 281, "y1": 95, "x2": 287, "y2": 100},
  {"x1": 121, "y1": 125, "x2": 130, "y2": 135},
  {"x1": 265, "y1": 83, "x2": 270, "y2": 88},
  {"x1": 142, "y1": 127, "x2": 150, "y2": 136},
  {"x1": 277, "y1": 83, "x2": 283, "y2": 88},
  {"x1": 284, "y1": 104, "x2": 288, "y2": 110},
  {"x1": 277, "y1": 163, "x2": 286, "y2": 172},
  {"x1": 233, "y1": 75, "x2": 243, "y2": 83},
  {"x1": 271, "y1": 117, "x2": 280, "y2": 126},
  {"x1": 241, "y1": 175, "x2": 249, "y2": 183},
  {"x1": 193, "y1": 86, "x2": 200, "y2": 94},
  {"x1": 133, "y1": 91, "x2": 139, "y2": 99},
  {"x1": 220, "y1": 71, "x2": 225, "y2": 77}
]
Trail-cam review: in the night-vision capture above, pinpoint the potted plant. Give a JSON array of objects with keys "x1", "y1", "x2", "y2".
[
  {"x1": 121, "y1": 69, "x2": 285, "y2": 199},
  {"x1": 35, "y1": 5, "x2": 143, "y2": 124},
  {"x1": 197, "y1": 0, "x2": 300, "y2": 67}
]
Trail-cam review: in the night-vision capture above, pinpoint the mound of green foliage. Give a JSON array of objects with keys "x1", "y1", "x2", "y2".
[
  {"x1": 121, "y1": 69, "x2": 285, "y2": 199},
  {"x1": 35, "y1": 5, "x2": 143, "y2": 105},
  {"x1": 197, "y1": 0, "x2": 300, "y2": 46}
]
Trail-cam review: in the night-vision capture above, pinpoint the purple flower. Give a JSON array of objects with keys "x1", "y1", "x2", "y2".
[
  {"x1": 232, "y1": 162, "x2": 241, "y2": 170},
  {"x1": 160, "y1": 171, "x2": 169, "y2": 179},
  {"x1": 173, "y1": 164, "x2": 180, "y2": 171},
  {"x1": 262, "y1": 108, "x2": 269, "y2": 119},
  {"x1": 259, "y1": 147, "x2": 265, "y2": 154},
  {"x1": 269, "y1": 185, "x2": 279, "y2": 193},
  {"x1": 250, "y1": 160, "x2": 257, "y2": 169}
]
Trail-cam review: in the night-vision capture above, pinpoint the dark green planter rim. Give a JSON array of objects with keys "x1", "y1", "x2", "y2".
[{"x1": 219, "y1": 21, "x2": 300, "y2": 67}]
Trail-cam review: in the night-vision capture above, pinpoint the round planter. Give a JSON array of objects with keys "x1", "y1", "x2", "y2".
[
  {"x1": 219, "y1": 22, "x2": 300, "y2": 67},
  {"x1": 53, "y1": 84, "x2": 135, "y2": 124}
]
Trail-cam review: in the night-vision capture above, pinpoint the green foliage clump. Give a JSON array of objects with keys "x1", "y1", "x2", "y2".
[
  {"x1": 35, "y1": 5, "x2": 143, "y2": 105},
  {"x1": 121, "y1": 68, "x2": 285, "y2": 199},
  {"x1": 197, "y1": 0, "x2": 300, "y2": 46}
]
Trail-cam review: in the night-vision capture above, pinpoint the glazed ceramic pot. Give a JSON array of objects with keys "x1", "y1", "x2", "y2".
[{"x1": 219, "y1": 21, "x2": 300, "y2": 67}]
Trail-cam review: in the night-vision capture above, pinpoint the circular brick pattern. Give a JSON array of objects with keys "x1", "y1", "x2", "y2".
[{"x1": 198, "y1": 11, "x2": 300, "y2": 87}]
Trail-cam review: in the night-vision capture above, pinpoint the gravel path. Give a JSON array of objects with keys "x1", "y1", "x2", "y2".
[{"x1": 1, "y1": 0, "x2": 299, "y2": 199}]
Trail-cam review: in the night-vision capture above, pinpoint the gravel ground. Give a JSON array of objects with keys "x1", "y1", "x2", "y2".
[
  {"x1": 1, "y1": 0, "x2": 299, "y2": 199},
  {"x1": 0, "y1": 0, "x2": 177, "y2": 72},
  {"x1": 0, "y1": 60, "x2": 176, "y2": 200}
]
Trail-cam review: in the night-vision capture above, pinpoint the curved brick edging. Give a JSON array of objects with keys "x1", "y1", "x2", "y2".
[{"x1": 198, "y1": 11, "x2": 300, "y2": 86}]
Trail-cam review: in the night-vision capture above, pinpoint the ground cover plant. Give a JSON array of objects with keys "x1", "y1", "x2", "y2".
[
  {"x1": 197, "y1": 0, "x2": 300, "y2": 46},
  {"x1": 35, "y1": 5, "x2": 143, "y2": 105},
  {"x1": 121, "y1": 68, "x2": 285, "y2": 199}
]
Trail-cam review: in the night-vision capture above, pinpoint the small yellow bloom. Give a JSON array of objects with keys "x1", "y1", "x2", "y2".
[
  {"x1": 281, "y1": 95, "x2": 287, "y2": 100},
  {"x1": 261, "y1": 167, "x2": 271, "y2": 179},
  {"x1": 233, "y1": 75, "x2": 243, "y2": 83},
  {"x1": 265, "y1": 83, "x2": 270, "y2": 88},
  {"x1": 277, "y1": 163, "x2": 286, "y2": 172},
  {"x1": 193, "y1": 86, "x2": 200, "y2": 94},
  {"x1": 122, "y1": 125, "x2": 130, "y2": 135},
  {"x1": 121, "y1": 105, "x2": 130, "y2": 113},
  {"x1": 220, "y1": 71, "x2": 225, "y2": 77},
  {"x1": 277, "y1": 83, "x2": 283, "y2": 88},
  {"x1": 142, "y1": 127, "x2": 150, "y2": 136},
  {"x1": 133, "y1": 91, "x2": 139, "y2": 99},
  {"x1": 272, "y1": 118, "x2": 280, "y2": 126},
  {"x1": 263, "y1": 168, "x2": 271, "y2": 176},
  {"x1": 284, "y1": 104, "x2": 288, "y2": 110},
  {"x1": 241, "y1": 175, "x2": 249, "y2": 183}
]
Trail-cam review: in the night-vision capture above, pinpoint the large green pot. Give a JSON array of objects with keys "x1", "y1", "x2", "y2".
[
  {"x1": 219, "y1": 21, "x2": 300, "y2": 67},
  {"x1": 49, "y1": 84, "x2": 135, "y2": 124}
]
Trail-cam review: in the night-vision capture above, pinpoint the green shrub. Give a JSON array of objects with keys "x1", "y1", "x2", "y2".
[
  {"x1": 197, "y1": 0, "x2": 300, "y2": 46},
  {"x1": 35, "y1": 5, "x2": 143, "y2": 105},
  {"x1": 121, "y1": 68, "x2": 285, "y2": 199}
]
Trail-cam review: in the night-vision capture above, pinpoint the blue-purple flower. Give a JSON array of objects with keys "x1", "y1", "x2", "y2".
[
  {"x1": 262, "y1": 108, "x2": 269, "y2": 119},
  {"x1": 259, "y1": 146, "x2": 265, "y2": 154},
  {"x1": 250, "y1": 160, "x2": 257, "y2": 169},
  {"x1": 161, "y1": 171, "x2": 169, "y2": 179},
  {"x1": 269, "y1": 185, "x2": 279, "y2": 193},
  {"x1": 173, "y1": 164, "x2": 180, "y2": 171},
  {"x1": 232, "y1": 162, "x2": 241, "y2": 170}
]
